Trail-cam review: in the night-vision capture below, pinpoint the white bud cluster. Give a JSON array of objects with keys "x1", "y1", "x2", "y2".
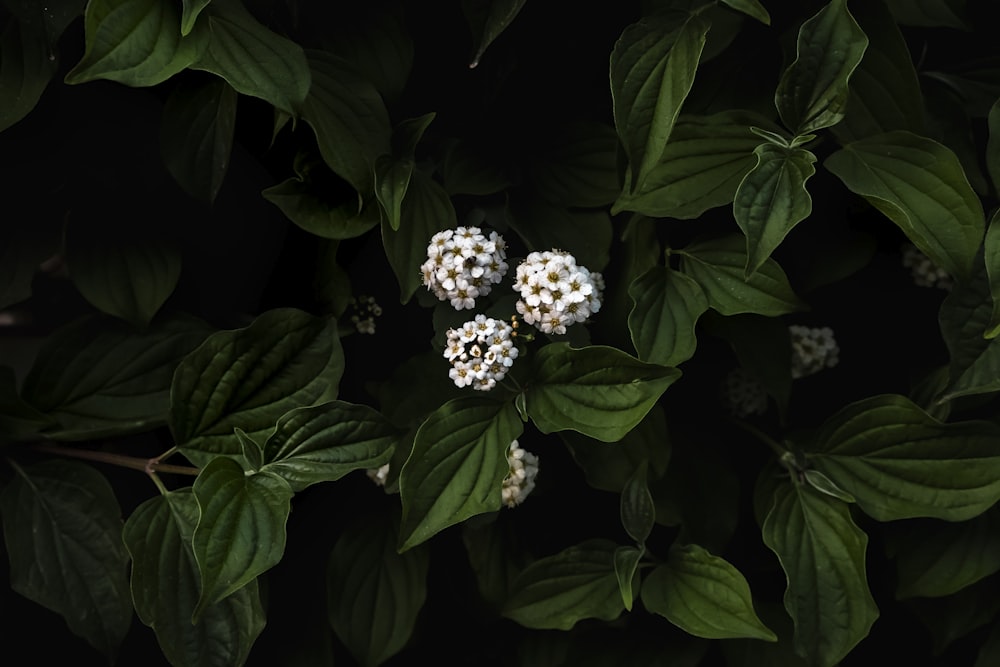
[
  {"x1": 444, "y1": 315, "x2": 519, "y2": 391},
  {"x1": 502, "y1": 439, "x2": 539, "y2": 508},
  {"x1": 349, "y1": 295, "x2": 382, "y2": 335},
  {"x1": 512, "y1": 250, "x2": 604, "y2": 334},
  {"x1": 902, "y1": 243, "x2": 952, "y2": 290},
  {"x1": 790, "y1": 325, "x2": 839, "y2": 379},
  {"x1": 366, "y1": 463, "x2": 390, "y2": 487},
  {"x1": 421, "y1": 226, "x2": 509, "y2": 310},
  {"x1": 721, "y1": 368, "x2": 768, "y2": 418}
]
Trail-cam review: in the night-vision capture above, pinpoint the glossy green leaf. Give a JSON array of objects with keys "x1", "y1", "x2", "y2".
[
  {"x1": 461, "y1": 519, "x2": 522, "y2": 610},
  {"x1": 123, "y1": 490, "x2": 266, "y2": 667},
  {"x1": 641, "y1": 544, "x2": 776, "y2": 641},
  {"x1": 611, "y1": 11, "x2": 710, "y2": 193},
  {"x1": 374, "y1": 154, "x2": 414, "y2": 231},
  {"x1": 613, "y1": 545, "x2": 643, "y2": 611},
  {"x1": 775, "y1": 0, "x2": 868, "y2": 134},
  {"x1": 939, "y1": 251, "x2": 1000, "y2": 397},
  {"x1": 612, "y1": 110, "x2": 779, "y2": 219},
  {"x1": 327, "y1": 508, "x2": 429, "y2": 667},
  {"x1": 807, "y1": 394, "x2": 1000, "y2": 521},
  {"x1": 260, "y1": 400, "x2": 397, "y2": 491},
  {"x1": 192, "y1": 457, "x2": 293, "y2": 618},
  {"x1": 323, "y1": 1, "x2": 412, "y2": 104},
  {"x1": 761, "y1": 482, "x2": 878, "y2": 667},
  {"x1": 885, "y1": 0, "x2": 968, "y2": 29},
  {"x1": 65, "y1": 0, "x2": 207, "y2": 86},
  {"x1": 0, "y1": 460, "x2": 132, "y2": 660},
  {"x1": 191, "y1": 0, "x2": 309, "y2": 115},
  {"x1": 502, "y1": 539, "x2": 625, "y2": 630},
  {"x1": 803, "y1": 469, "x2": 855, "y2": 503},
  {"x1": 398, "y1": 397, "x2": 522, "y2": 551},
  {"x1": 528, "y1": 120, "x2": 621, "y2": 208},
  {"x1": 464, "y1": 0, "x2": 527, "y2": 68},
  {"x1": 161, "y1": 75, "x2": 237, "y2": 204},
  {"x1": 524, "y1": 343, "x2": 681, "y2": 442},
  {"x1": 621, "y1": 463, "x2": 655, "y2": 545},
  {"x1": 20, "y1": 313, "x2": 211, "y2": 440},
  {"x1": 301, "y1": 49, "x2": 391, "y2": 193},
  {"x1": 372, "y1": 351, "x2": 466, "y2": 429},
  {"x1": 262, "y1": 176, "x2": 381, "y2": 240},
  {"x1": 986, "y1": 210, "x2": 1000, "y2": 338},
  {"x1": 678, "y1": 235, "x2": 806, "y2": 316},
  {"x1": 171, "y1": 308, "x2": 343, "y2": 468},
  {"x1": 382, "y1": 169, "x2": 457, "y2": 304},
  {"x1": 180, "y1": 0, "x2": 211, "y2": 35},
  {"x1": 734, "y1": 143, "x2": 817, "y2": 277},
  {"x1": 0, "y1": 366, "x2": 54, "y2": 438},
  {"x1": 0, "y1": 19, "x2": 58, "y2": 133},
  {"x1": 824, "y1": 130, "x2": 985, "y2": 281},
  {"x1": 65, "y1": 218, "x2": 182, "y2": 328},
  {"x1": 505, "y1": 196, "x2": 612, "y2": 272},
  {"x1": 719, "y1": 0, "x2": 769, "y2": 24},
  {"x1": 988, "y1": 98, "x2": 1000, "y2": 195},
  {"x1": 628, "y1": 266, "x2": 708, "y2": 367}
]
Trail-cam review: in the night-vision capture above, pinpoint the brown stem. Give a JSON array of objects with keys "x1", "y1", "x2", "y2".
[{"x1": 28, "y1": 442, "x2": 199, "y2": 476}]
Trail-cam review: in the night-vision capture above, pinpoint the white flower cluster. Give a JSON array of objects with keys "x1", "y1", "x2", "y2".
[
  {"x1": 444, "y1": 315, "x2": 519, "y2": 391},
  {"x1": 348, "y1": 295, "x2": 382, "y2": 335},
  {"x1": 721, "y1": 368, "x2": 768, "y2": 418},
  {"x1": 502, "y1": 440, "x2": 539, "y2": 508},
  {"x1": 421, "y1": 226, "x2": 509, "y2": 310},
  {"x1": 902, "y1": 243, "x2": 952, "y2": 290},
  {"x1": 366, "y1": 463, "x2": 390, "y2": 487},
  {"x1": 512, "y1": 250, "x2": 604, "y2": 334},
  {"x1": 790, "y1": 325, "x2": 839, "y2": 379}
]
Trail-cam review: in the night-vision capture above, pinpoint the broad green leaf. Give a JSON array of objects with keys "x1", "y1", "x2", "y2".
[
  {"x1": 192, "y1": 457, "x2": 293, "y2": 618},
  {"x1": 64, "y1": 0, "x2": 208, "y2": 86},
  {"x1": 391, "y1": 112, "x2": 436, "y2": 157},
  {"x1": 397, "y1": 397, "x2": 522, "y2": 551},
  {"x1": 988, "y1": 98, "x2": 1000, "y2": 195},
  {"x1": 382, "y1": 169, "x2": 457, "y2": 304},
  {"x1": 191, "y1": 0, "x2": 310, "y2": 115},
  {"x1": 65, "y1": 218, "x2": 182, "y2": 328},
  {"x1": 678, "y1": 235, "x2": 806, "y2": 316},
  {"x1": 0, "y1": 19, "x2": 58, "y2": 133},
  {"x1": 720, "y1": 601, "x2": 809, "y2": 667},
  {"x1": 505, "y1": 196, "x2": 613, "y2": 272},
  {"x1": 824, "y1": 130, "x2": 985, "y2": 281},
  {"x1": 986, "y1": 210, "x2": 1000, "y2": 338},
  {"x1": 371, "y1": 351, "x2": 465, "y2": 429},
  {"x1": 613, "y1": 545, "x2": 643, "y2": 611},
  {"x1": 301, "y1": 49, "x2": 391, "y2": 194},
  {"x1": 327, "y1": 508, "x2": 429, "y2": 667},
  {"x1": 464, "y1": 0, "x2": 527, "y2": 68},
  {"x1": 20, "y1": 313, "x2": 211, "y2": 439},
  {"x1": 803, "y1": 469, "x2": 855, "y2": 503},
  {"x1": 939, "y1": 252, "x2": 1000, "y2": 397},
  {"x1": 260, "y1": 400, "x2": 397, "y2": 491},
  {"x1": 641, "y1": 544, "x2": 776, "y2": 641},
  {"x1": 761, "y1": 482, "x2": 878, "y2": 667},
  {"x1": 502, "y1": 539, "x2": 625, "y2": 630},
  {"x1": 374, "y1": 154, "x2": 414, "y2": 231},
  {"x1": 719, "y1": 0, "x2": 770, "y2": 24},
  {"x1": 733, "y1": 144, "x2": 816, "y2": 276},
  {"x1": 461, "y1": 518, "x2": 523, "y2": 609},
  {"x1": 628, "y1": 266, "x2": 708, "y2": 367},
  {"x1": 0, "y1": 460, "x2": 132, "y2": 660},
  {"x1": 885, "y1": 0, "x2": 968, "y2": 29},
  {"x1": 612, "y1": 110, "x2": 780, "y2": 219},
  {"x1": 907, "y1": 575, "x2": 1000, "y2": 655},
  {"x1": 621, "y1": 463, "x2": 655, "y2": 545},
  {"x1": 123, "y1": 490, "x2": 266, "y2": 667},
  {"x1": 160, "y1": 75, "x2": 237, "y2": 204},
  {"x1": 527, "y1": 120, "x2": 621, "y2": 208},
  {"x1": 171, "y1": 308, "x2": 343, "y2": 468},
  {"x1": 774, "y1": 0, "x2": 868, "y2": 135},
  {"x1": 922, "y1": 78, "x2": 990, "y2": 196},
  {"x1": 524, "y1": 343, "x2": 681, "y2": 442},
  {"x1": 611, "y1": 11, "x2": 710, "y2": 193},
  {"x1": 888, "y1": 506, "x2": 1000, "y2": 599},
  {"x1": 180, "y1": 0, "x2": 211, "y2": 35},
  {"x1": 262, "y1": 176, "x2": 381, "y2": 240},
  {"x1": 234, "y1": 427, "x2": 262, "y2": 472},
  {"x1": 806, "y1": 394, "x2": 1000, "y2": 521},
  {"x1": 0, "y1": 366, "x2": 55, "y2": 438}
]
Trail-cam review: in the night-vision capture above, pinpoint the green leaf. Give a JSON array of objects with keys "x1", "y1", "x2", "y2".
[
  {"x1": 382, "y1": 169, "x2": 457, "y2": 304},
  {"x1": 611, "y1": 11, "x2": 710, "y2": 193},
  {"x1": 262, "y1": 176, "x2": 381, "y2": 240},
  {"x1": 123, "y1": 490, "x2": 266, "y2": 667},
  {"x1": 939, "y1": 250, "x2": 1000, "y2": 397},
  {"x1": 988, "y1": 98, "x2": 1000, "y2": 196},
  {"x1": 0, "y1": 460, "x2": 132, "y2": 660},
  {"x1": 160, "y1": 75, "x2": 237, "y2": 204},
  {"x1": 260, "y1": 400, "x2": 397, "y2": 492},
  {"x1": 191, "y1": 0, "x2": 310, "y2": 115},
  {"x1": 0, "y1": 18, "x2": 58, "y2": 133},
  {"x1": 612, "y1": 110, "x2": 780, "y2": 219},
  {"x1": 524, "y1": 343, "x2": 681, "y2": 442},
  {"x1": 885, "y1": 0, "x2": 968, "y2": 29},
  {"x1": 20, "y1": 313, "x2": 211, "y2": 439},
  {"x1": 621, "y1": 462, "x2": 655, "y2": 545},
  {"x1": 628, "y1": 266, "x2": 708, "y2": 367},
  {"x1": 806, "y1": 394, "x2": 1000, "y2": 521},
  {"x1": 613, "y1": 545, "x2": 643, "y2": 611},
  {"x1": 761, "y1": 482, "x2": 878, "y2": 667},
  {"x1": 907, "y1": 575, "x2": 1000, "y2": 655},
  {"x1": 301, "y1": 49, "x2": 392, "y2": 194},
  {"x1": 0, "y1": 216, "x2": 60, "y2": 310},
  {"x1": 733, "y1": 144, "x2": 817, "y2": 277},
  {"x1": 441, "y1": 138, "x2": 512, "y2": 196},
  {"x1": 527, "y1": 120, "x2": 621, "y2": 208},
  {"x1": 824, "y1": 130, "x2": 985, "y2": 281},
  {"x1": 641, "y1": 544, "x2": 776, "y2": 641},
  {"x1": 327, "y1": 508, "x2": 429, "y2": 667},
  {"x1": 678, "y1": 235, "x2": 806, "y2": 316},
  {"x1": 505, "y1": 196, "x2": 613, "y2": 272},
  {"x1": 461, "y1": 519, "x2": 522, "y2": 610},
  {"x1": 65, "y1": 218, "x2": 182, "y2": 329},
  {"x1": 64, "y1": 0, "x2": 207, "y2": 86},
  {"x1": 986, "y1": 210, "x2": 1000, "y2": 338},
  {"x1": 775, "y1": 0, "x2": 868, "y2": 134},
  {"x1": 191, "y1": 457, "x2": 293, "y2": 618},
  {"x1": 371, "y1": 351, "x2": 466, "y2": 429},
  {"x1": 0, "y1": 366, "x2": 55, "y2": 438},
  {"x1": 719, "y1": 0, "x2": 770, "y2": 24},
  {"x1": 802, "y1": 469, "x2": 855, "y2": 503},
  {"x1": 464, "y1": 0, "x2": 527, "y2": 68},
  {"x1": 171, "y1": 308, "x2": 343, "y2": 468},
  {"x1": 374, "y1": 154, "x2": 414, "y2": 231},
  {"x1": 888, "y1": 506, "x2": 1000, "y2": 599},
  {"x1": 502, "y1": 539, "x2": 625, "y2": 630},
  {"x1": 180, "y1": 0, "x2": 211, "y2": 36},
  {"x1": 398, "y1": 397, "x2": 522, "y2": 551}
]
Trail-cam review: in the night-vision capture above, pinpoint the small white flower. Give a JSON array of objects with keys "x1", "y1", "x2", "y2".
[
  {"x1": 721, "y1": 368, "x2": 768, "y2": 418},
  {"x1": 502, "y1": 440, "x2": 539, "y2": 507},
  {"x1": 421, "y1": 226, "x2": 509, "y2": 310},
  {"x1": 444, "y1": 317, "x2": 518, "y2": 391},
  {"x1": 789, "y1": 325, "x2": 839, "y2": 379},
  {"x1": 348, "y1": 295, "x2": 382, "y2": 335},
  {"x1": 512, "y1": 249, "x2": 602, "y2": 335},
  {"x1": 902, "y1": 243, "x2": 952, "y2": 290},
  {"x1": 366, "y1": 463, "x2": 390, "y2": 487}
]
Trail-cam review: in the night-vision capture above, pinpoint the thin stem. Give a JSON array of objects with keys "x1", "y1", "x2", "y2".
[
  {"x1": 727, "y1": 418, "x2": 788, "y2": 458},
  {"x1": 28, "y1": 442, "x2": 199, "y2": 477}
]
